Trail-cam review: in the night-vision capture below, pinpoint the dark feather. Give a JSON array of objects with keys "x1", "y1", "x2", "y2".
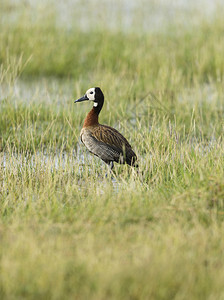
[{"x1": 81, "y1": 125, "x2": 137, "y2": 166}]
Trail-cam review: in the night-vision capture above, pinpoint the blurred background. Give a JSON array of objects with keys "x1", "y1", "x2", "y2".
[
  {"x1": 1, "y1": 0, "x2": 224, "y2": 81},
  {"x1": 1, "y1": 0, "x2": 222, "y2": 32}
]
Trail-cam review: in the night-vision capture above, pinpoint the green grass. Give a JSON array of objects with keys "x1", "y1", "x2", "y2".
[{"x1": 1, "y1": 1, "x2": 224, "y2": 299}]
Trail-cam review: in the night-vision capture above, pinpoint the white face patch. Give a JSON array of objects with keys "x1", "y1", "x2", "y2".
[
  {"x1": 93, "y1": 102, "x2": 98, "y2": 107},
  {"x1": 85, "y1": 87, "x2": 95, "y2": 101}
]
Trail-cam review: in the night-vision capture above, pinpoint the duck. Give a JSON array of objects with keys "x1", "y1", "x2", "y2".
[{"x1": 74, "y1": 87, "x2": 138, "y2": 170}]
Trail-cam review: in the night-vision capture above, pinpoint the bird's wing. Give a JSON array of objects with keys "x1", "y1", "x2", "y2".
[
  {"x1": 92, "y1": 125, "x2": 137, "y2": 165},
  {"x1": 92, "y1": 125, "x2": 133, "y2": 151},
  {"x1": 81, "y1": 125, "x2": 137, "y2": 165},
  {"x1": 81, "y1": 129, "x2": 122, "y2": 163}
]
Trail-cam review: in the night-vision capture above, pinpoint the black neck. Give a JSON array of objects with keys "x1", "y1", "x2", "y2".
[{"x1": 93, "y1": 97, "x2": 104, "y2": 115}]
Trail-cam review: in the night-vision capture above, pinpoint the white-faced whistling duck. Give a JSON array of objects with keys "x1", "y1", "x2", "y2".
[{"x1": 74, "y1": 87, "x2": 138, "y2": 170}]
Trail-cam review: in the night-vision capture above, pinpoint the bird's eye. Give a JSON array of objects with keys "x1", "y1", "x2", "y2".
[{"x1": 90, "y1": 91, "x2": 93, "y2": 94}]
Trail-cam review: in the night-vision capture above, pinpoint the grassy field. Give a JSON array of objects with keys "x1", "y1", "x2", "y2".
[{"x1": 0, "y1": 1, "x2": 224, "y2": 299}]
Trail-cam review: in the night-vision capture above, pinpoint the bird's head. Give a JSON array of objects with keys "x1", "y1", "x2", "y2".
[{"x1": 74, "y1": 87, "x2": 104, "y2": 107}]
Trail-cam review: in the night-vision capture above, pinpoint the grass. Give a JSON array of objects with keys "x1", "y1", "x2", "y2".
[{"x1": 1, "y1": 1, "x2": 224, "y2": 299}]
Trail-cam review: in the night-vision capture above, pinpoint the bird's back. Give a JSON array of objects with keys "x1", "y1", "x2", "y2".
[{"x1": 81, "y1": 124, "x2": 137, "y2": 166}]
